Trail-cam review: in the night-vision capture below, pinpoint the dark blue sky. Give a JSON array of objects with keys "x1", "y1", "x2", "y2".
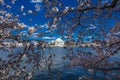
[
  {"x1": 0, "y1": 0, "x2": 118, "y2": 42},
  {"x1": 1, "y1": 0, "x2": 47, "y2": 26},
  {"x1": 1, "y1": 0, "x2": 115, "y2": 27}
]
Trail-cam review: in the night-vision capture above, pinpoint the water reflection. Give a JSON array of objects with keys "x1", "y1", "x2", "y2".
[{"x1": 0, "y1": 47, "x2": 120, "y2": 80}]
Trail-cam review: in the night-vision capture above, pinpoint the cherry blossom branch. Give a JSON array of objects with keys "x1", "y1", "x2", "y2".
[
  {"x1": 95, "y1": 46, "x2": 120, "y2": 65},
  {"x1": 62, "y1": 0, "x2": 118, "y2": 14}
]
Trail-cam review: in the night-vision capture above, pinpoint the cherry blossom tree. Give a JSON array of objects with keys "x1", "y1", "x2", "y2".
[
  {"x1": 0, "y1": 0, "x2": 120, "y2": 79},
  {"x1": 0, "y1": 10, "x2": 54, "y2": 80},
  {"x1": 43, "y1": 0, "x2": 120, "y2": 79}
]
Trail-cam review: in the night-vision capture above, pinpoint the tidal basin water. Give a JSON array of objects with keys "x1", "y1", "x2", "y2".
[{"x1": 0, "y1": 47, "x2": 120, "y2": 80}]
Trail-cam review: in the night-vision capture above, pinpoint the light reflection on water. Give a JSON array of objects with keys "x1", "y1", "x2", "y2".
[
  {"x1": 33, "y1": 47, "x2": 120, "y2": 80},
  {"x1": 0, "y1": 47, "x2": 120, "y2": 80}
]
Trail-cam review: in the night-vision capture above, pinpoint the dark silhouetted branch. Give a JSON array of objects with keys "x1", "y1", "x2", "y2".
[{"x1": 58, "y1": 0, "x2": 118, "y2": 15}]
